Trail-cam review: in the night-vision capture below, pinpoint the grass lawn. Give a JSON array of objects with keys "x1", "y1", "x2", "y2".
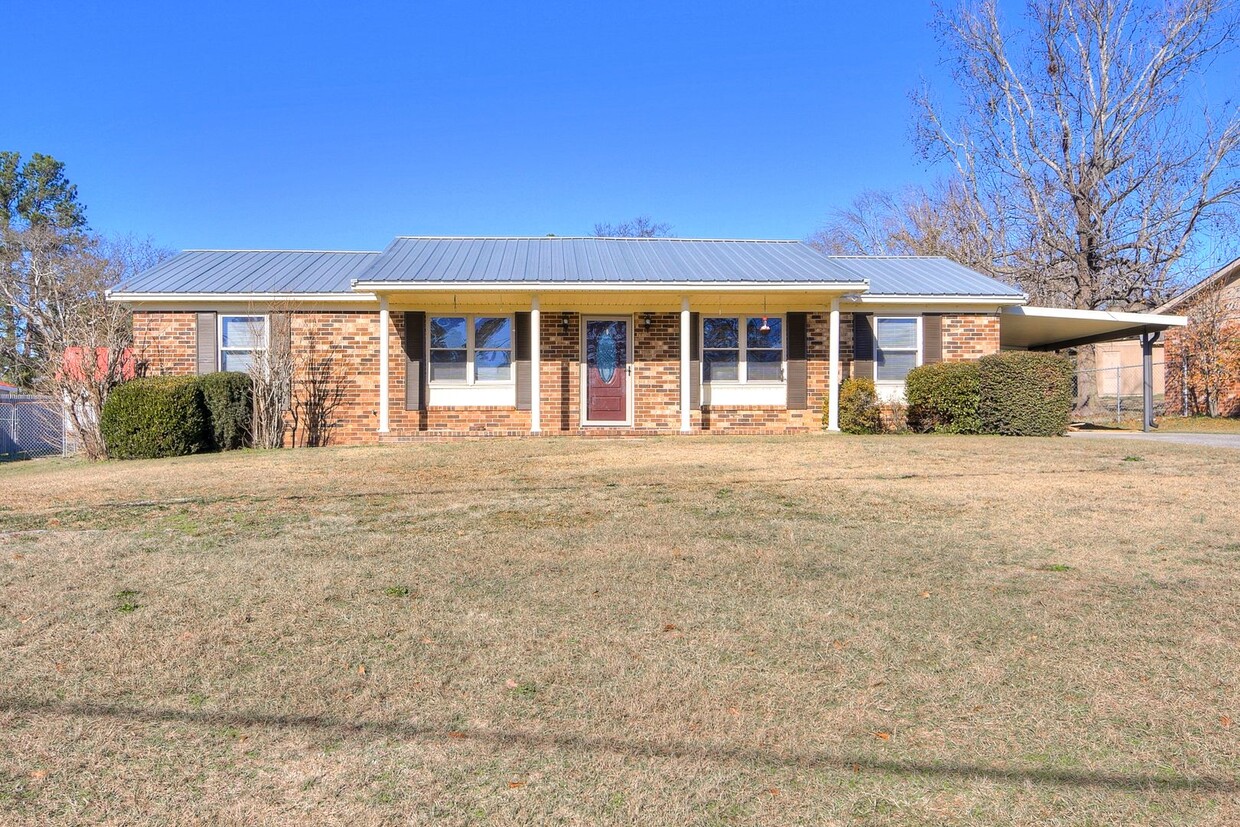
[{"x1": 1, "y1": 436, "x2": 1237, "y2": 825}]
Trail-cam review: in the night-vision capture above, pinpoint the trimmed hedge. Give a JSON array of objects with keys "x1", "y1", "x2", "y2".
[
  {"x1": 199, "y1": 371, "x2": 252, "y2": 450},
  {"x1": 838, "y1": 377, "x2": 883, "y2": 434},
  {"x1": 906, "y1": 361, "x2": 982, "y2": 434},
  {"x1": 101, "y1": 376, "x2": 209, "y2": 459},
  {"x1": 978, "y1": 351, "x2": 1074, "y2": 436}
]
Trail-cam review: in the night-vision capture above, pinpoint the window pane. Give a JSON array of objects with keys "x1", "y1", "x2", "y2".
[
  {"x1": 747, "y1": 349, "x2": 783, "y2": 381},
  {"x1": 220, "y1": 351, "x2": 255, "y2": 374},
  {"x1": 703, "y1": 349, "x2": 739, "y2": 381},
  {"x1": 429, "y1": 348, "x2": 467, "y2": 382},
  {"x1": 474, "y1": 349, "x2": 512, "y2": 382},
  {"x1": 876, "y1": 350, "x2": 917, "y2": 381},
  {"x1": 747, "y1": 317, "x2": 782, "y2": 349},
  {"x1": 876, "y1": 317, "x2": 917, "y2": 349},
  {"x1": 703, "y1": 317, "x2": 739, "y2": 349},
  {"x1": 221, "y1": 316, "x2": 265, "y2": 349},
  {"x1": 430, "y1": 317, "x2": 467, "y2": 349},
  {"x1": 475, "y1": 317, "x2": 512, "y2": 350}
]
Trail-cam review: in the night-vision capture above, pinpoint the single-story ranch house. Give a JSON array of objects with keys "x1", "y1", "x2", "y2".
[{"x1": 110, "y1": 236, "x2": 1185, "y2": 442}]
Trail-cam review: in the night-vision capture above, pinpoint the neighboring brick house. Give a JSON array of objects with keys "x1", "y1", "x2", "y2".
[
  {"x1": 1158, "y1": 257, "x2": 1240, "y2": 417},
  {"x1": 109, "y1": 236, "x2": 1181, "y2": 444}
]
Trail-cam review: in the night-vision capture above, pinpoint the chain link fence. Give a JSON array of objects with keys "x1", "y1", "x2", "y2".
[
  {"x1": 1072, "y1": 361, "x2": 1164, "y2": 424},
  {"x1": 0, "y1": 394, "x2": 66, "y2": 460}
]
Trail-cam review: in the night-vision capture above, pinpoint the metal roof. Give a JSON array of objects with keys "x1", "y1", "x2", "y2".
[
  {"x1": 355, "y1": 237, "x2": 865, "y2": 285},
  {"x1": 114, "y1": 250, "x2": 381, "y2": 294},
  {"x1": 826, "y1": 256, "x2": 1024, "y2": 297},
  {"x1": 111, "y1": 238, "x2": 1026, "y2": 298}
]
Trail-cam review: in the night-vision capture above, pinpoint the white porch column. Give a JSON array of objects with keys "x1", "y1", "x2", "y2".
[
  {"x1": 680, "y1": 296, "x2": 691, "y2": 433},
  {"x1": 827, "y1": 297, "x2": 841, "y2": 433},
  {"x1": 530, "y1": 295, "x2": 541, "y2": 433},
  {"x1": 378, "y1": 296, "x2": 390, "y2": 433}
]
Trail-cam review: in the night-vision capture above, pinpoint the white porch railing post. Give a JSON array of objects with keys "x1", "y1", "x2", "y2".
[
  {"x1": 680, "y1": 297, "x2": 691, "y2": 433},
  {"x1": 378, "y1": 296, "x2": 390, "y2": 433},
  {"x1": 531, "y1": 295, "x2": 541, "y2": 434},
  {"x1": 827, "y1": 298, "x2": 841, "y2": 432}
]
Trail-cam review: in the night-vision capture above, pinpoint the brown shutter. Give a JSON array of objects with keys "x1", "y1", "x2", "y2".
[
  {"x1": 196, "y1": 312, "x2": 217, "y2": 374},
  {"x1": 269, "y1": 312, "x2": 293, "y2": 407},
  {"x1": 922, "y1": 313, "x2": 943, "y2": 364},
  {"x1": 514, "y1": 311, "x2": 531, "y2": 410},
  {"x1": 404, "y1": 311, "x2": 426, "y2": 411},
  {"x1": 785, "y1": 312, "x2": 808, "y2": 409},
  {"x1": 689, "y1": 311, "x2": 701, "y2": 409},
  {"x1": 852, "y1": 313, "x2": 875, "y2": 380}
]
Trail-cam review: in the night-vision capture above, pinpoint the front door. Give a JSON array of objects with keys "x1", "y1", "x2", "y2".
[{"x1": 584, "y1": 317, "x2": 630, "y2": 424}]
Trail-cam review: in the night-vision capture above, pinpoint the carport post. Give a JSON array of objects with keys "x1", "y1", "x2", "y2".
[{"x1": 1140, "y1": 330, "x2": 1158, "y2": 433}]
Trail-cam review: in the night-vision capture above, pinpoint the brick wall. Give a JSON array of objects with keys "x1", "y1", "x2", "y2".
[
  {"x1": 942, "y1": 314, "x2": 1001, "y2": 361},
  {"x1": 133, "y1": 311, "x2": 197, "y2": 375},
  {"x1": 133, "y1": 307, "x2": 1004, "y2": 443},
  {"x1": 633, "y1": 313, "x2": 680, "y2": 429}
]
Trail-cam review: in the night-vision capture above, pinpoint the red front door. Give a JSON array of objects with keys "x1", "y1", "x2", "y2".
[{"x1": 585, "y1": 318, "x2": 628, "y2": 423}]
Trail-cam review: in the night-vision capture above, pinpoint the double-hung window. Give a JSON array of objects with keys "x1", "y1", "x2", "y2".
[
  {"x1": 429, "y1": 315, "x2": 513, "y2": 384},
  {"x1": 702, "y1": 316, "x2": 784, "y2": 383},
  {"x1": 874, "y1": 317, "x2": 919, "y2": 382},
  {"x1": 219, "y1": 315, "x2": 268, "y2": 373}
]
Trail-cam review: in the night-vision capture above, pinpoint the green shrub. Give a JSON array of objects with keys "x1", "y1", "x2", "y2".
[
  {"x1": 198, "y1": 372, "x2": 252, "y2": 450},
  {"x1": 905, "y1": 361, "x2": 982, "y2": 434},
  {"x1": 101, "y1": 376, "x2": 209, "y2": 459},
  {"x1": 835, "y1": 377, "x2": 883, "y2": 434},
  {"x1": 978, "y1": 352, "x2": 1074, "y2": 436}
]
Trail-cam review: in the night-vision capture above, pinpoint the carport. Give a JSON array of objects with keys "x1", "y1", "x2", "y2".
[{"x1": 1000, "y1": 306, "x2": 1188, "y2": 431}]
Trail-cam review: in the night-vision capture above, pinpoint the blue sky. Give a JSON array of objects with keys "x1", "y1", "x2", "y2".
[{"x1": 13, "y1": 2, "x2": 961, "y2": 250}]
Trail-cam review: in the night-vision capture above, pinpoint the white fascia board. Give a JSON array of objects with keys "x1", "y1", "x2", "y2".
[
  {"x1": 351, "y1": 281, "x2": 868, "y2": 293},
  {"x1": 1004, "y1": 305, "x2": 1188, "y2": 327},
  {"x1": 109, "y1": 292, "x2": 379, "y2": 305},
  {"x1": 846, "y1": 294, "x2": 1027, "y2": 306}
]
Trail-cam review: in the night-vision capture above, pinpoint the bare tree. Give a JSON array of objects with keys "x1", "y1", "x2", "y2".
[
  {"x1": 288, "y1": 326, "x2": 349, "y2": 447},
  {"x1": 248, "y1": 313, "x2": 293, "y2": 450},
  {"x1": 0, "y1": 227, "x2": 134, "y2": 459},
  {"x1": 915, "y1": 0, "x2": 1240, "y2": 408},
  {"x1": 808, "y1": 182, "x2": 997, "y2": 272},
  {"x1": 592, "y1": 216, "x2": 675, "y2": 238},
  {"x1": 916, "y1": 0, "x2": 1240, "y2": 309}
]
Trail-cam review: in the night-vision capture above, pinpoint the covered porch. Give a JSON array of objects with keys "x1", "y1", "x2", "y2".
[{"x1": 369, "y1": 287, "x2": 859, "y2": 436}]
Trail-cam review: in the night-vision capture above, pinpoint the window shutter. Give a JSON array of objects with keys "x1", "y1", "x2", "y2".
[
  {"x1": 514, "y1": 311, "x2": 531, "y2": 411},
  {"x1": 922, "y1": 314, "x2": 943, "y2": 364},
  {"x1": 196, "y1": 312, "x2": 217, "y2": 375},
  {"x1": 404, "y1": 311, "x2": 426, "y2": 411},
  {"x1": 269, "y1": 312, "x2": 293, "y2": 407},
  {"x1": 852, "y1": 313, "x2": 875, "y2": 380},
  {"x1": 689, "y1": 312, "x2": 701, "y2": 409},
  {"x1": 785, "y1": 312, "x2": 808, "y2": 409}
]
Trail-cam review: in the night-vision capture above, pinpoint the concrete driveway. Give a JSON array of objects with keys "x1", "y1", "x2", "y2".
[{"x1": 1068, "y1": 430, "x2": 1240, "y2": 449}]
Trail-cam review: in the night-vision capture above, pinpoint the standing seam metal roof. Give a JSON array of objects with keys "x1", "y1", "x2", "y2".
[
  {"x1": 356, "y1": 237, "x2": 865, "y2": 284},
  {"x1": 112, "y1": 238, "x2": 1025, "y2": 298},
  {"x1": 114, "y1": 250, "x2": 381, "y2": 294}
]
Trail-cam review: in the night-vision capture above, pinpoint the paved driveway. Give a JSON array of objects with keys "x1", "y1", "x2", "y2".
[{"x1": 1068, "y1": 430, "x2": 1240, "y2": 449}]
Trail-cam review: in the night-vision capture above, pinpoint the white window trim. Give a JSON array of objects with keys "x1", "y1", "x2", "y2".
[
  {"x1": 426, "y1": 314, "x2": 517, "y2": 387},
  {"x1": 217, "y1": 314, "x2": 269, "y2": 372},
  {"x1": 700, "y1": 314, "x2": 787, "y2": 385},
  {"x1": 873, "y1": 315, "x2": 923, "y2": 390}
]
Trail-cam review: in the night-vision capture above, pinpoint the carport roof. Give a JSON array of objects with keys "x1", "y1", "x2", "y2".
[{"x1": 1000, "y1": 306, "x2": 1187, "y2": 350}]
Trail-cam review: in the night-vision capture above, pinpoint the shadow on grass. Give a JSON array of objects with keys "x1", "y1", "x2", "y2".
[{"x1": 2, "y1": 696, "x2": 1232, "y2": 793}]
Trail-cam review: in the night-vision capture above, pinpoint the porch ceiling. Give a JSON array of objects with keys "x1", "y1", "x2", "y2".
[{"x1": 1000, "y1": 306, "x2": 1187, "y2": 351}]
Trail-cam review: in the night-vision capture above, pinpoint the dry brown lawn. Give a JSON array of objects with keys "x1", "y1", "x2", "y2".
[{"x1": 0, "y1": 435, "x2": 1237, "y2": 826}]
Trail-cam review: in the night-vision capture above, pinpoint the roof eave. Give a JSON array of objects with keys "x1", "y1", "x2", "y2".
[{"x1": 350, "y1": 280, "x2": 869, "y2": 293}]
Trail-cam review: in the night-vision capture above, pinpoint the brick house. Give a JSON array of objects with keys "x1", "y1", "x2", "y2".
[
  {"x1": 1158, "y1": 256, "x2": 1240, "y2": 417},
  {"x1": 110, "y1": 236, "x2": 1184, "y2": 443}
]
